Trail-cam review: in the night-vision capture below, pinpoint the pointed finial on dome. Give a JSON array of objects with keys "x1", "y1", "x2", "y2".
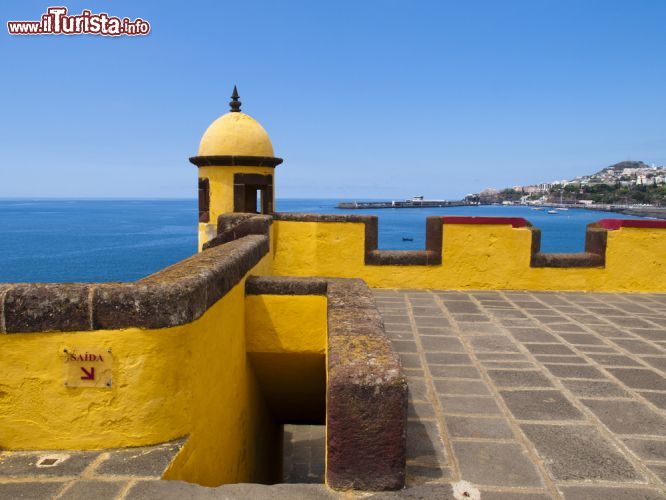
[{"x1": 229, "y1": 85, "x2": 241, "y2": 112}]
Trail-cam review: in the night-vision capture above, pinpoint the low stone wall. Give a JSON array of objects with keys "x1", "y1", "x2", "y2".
[
  {"x1": 0, "y1": 235, "x2": 269, "y2": 333},
  {"x1": 246, "y1": 276, "x2": 408, "y2": 491}
]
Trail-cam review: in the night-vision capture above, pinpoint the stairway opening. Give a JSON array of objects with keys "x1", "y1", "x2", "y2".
[{"x1": 282, "y1": 424, "x2": 325, "y2": 484}]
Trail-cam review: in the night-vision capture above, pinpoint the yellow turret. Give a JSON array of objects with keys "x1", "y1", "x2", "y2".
[{"x1": 190, "y1": 86, "x2": 282, "y2": 250}]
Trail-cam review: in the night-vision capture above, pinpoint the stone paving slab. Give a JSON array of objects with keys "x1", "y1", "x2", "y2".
[
  {"x1": 282, "y1": 424, "x2": 325, "y2": 484},
  {"x1": 0, "y1": 439, "x2": 185, "y2": 499}
]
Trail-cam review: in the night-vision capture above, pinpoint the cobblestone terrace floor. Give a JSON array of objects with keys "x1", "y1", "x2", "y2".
[{"x1": 374, "y1": 289, "x2": 666, "y2": 499}]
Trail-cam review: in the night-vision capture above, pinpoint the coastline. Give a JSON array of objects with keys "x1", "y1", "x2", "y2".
[
  {"x1": 586, "y1": 206, "x2": 666, "y2": 220},
  {"x1": 337, "y1": 199, "x2": 666, "y2": 220}
]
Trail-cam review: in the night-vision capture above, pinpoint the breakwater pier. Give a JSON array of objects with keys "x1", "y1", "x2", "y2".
[{"x1": 337, "y1": 199, "x2": 471, "y2": 209}]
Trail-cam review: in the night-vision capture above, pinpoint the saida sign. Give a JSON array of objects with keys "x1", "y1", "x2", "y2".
[{"x1": 63, "y1": 347, "x2": 113, "y2": 388}]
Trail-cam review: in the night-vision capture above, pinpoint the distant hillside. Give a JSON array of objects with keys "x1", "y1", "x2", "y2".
[
  {"x1": 474, "y1": 160, "x2": 666, "y2": 206},
  {"x1": 599, "y1": 160, "x2": 650, "y2": 173}
]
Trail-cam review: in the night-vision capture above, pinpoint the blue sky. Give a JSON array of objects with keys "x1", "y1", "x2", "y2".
[{"x1": 2, "y1": 1, "x2": 666, "y2": 199}]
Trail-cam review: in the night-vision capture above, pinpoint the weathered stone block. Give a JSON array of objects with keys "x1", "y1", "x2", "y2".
[
  {"x1": 327, "y1": 377, "x2": 407, "y2": 490},
  {"x1": 326, "y1": 278, "x2": 407, "y2": 491},
  {"x1": 245, "y1": 276, "x2": 327, "y2": 296},
  {"x1": 93, "y1": 236, "x2": 268, "y2": 329},
  {"x1": 4, "y1": 284, "x2": 91, "y2": 333},
  {"x1": 92, "y1": 279, "x2": 207, "y2": 330}
]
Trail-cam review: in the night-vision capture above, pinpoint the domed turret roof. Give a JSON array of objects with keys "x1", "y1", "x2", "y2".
[{"x1": 197, "y1": 86, "x2": 275, "y2": 157}]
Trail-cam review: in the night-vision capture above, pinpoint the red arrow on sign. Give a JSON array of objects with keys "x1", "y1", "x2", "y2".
[{"x1": 80, "y1": 367, "x2": 95, "y2": 380}]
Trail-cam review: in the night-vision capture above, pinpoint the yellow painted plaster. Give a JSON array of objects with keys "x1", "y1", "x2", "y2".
[
  {"x1": 164, "y1": 267, "x2": 280, "y2": 486},
  {"x1": 245, "y1": 294, "x2": 327, "y2": 423},
  {"x1": 0, "y1": 325, "x2": 191, "y2": 450},
  {"x1": 272, "y1": 220, "x2": 666, "y2": 292},
  {"x1": 246, "y1": 295, "x2": 326, "y2": 354}
]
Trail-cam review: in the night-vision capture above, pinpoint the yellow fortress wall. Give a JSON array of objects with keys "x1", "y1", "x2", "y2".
[
  {"x1": 271, "y1": 217, "x2": 666, "y2": 292},
  {"x1": 0, "y1": 239, "x2": 281, "y2": 487}
]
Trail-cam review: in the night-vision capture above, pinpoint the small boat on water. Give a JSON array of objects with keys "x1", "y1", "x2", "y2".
[
  {"x1": 531, "y1": 207, "x2": 544, "y2": 211},
  {"x1": 557, "y1": 207, "x2": 569, "y2": 211},
  {"x1": 402, "y1": 237, "x2": 414, "y2": 241},
  {"x1": 547, "y1": 210, "x2": 558, "y2": 214}
]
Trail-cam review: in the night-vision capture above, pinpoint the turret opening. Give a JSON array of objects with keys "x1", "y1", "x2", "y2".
[
  {"x1": 234, "y1": 173, "x2": 273, "y2": 214},
  {"x1": 198, "y1": 178, "x2": 210, "y2": 222},
  {"x1": 282, "y1": 424, "x2": 325, "y2": 483}
]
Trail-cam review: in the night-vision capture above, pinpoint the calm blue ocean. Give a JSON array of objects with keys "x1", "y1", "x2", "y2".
[{"x1": 0, "y1": 199, "x2": 645, "y2": 283}]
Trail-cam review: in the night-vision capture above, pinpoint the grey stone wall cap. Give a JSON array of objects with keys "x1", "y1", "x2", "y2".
[
  {"x1": 1, "y1": 235, "x2": 269, "y2": 333},
  {"x1": 3, "y1": 283, "x2": 92, "y2": 333},
  {"x1": 324, "y1": 277, "x2": 407, "y2": 491},
  {"x1": 246, "y1": 276, "x2": 327, "y2": 296}
]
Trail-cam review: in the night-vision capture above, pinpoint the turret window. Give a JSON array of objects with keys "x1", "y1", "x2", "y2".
[
  {"x1": 198, "y1": 178, "x2": 210, "y2": 222},
  {"x1": 233, "y1": 174, "x2": 273, "y2": 214}
]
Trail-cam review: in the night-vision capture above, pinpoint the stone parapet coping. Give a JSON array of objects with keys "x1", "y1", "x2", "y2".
[
  {"x1": 597, "y1": 218, "x2": 666, "y2": 230},
  {"x1": 274, "y1": 213, "x2": 665, "y2": 269},
  {"x1": 189, "y1": 155, "x2": 283, "y2": 168},
  {"x1": 0, "y1": 235, "x2": 269, "y2": 333},
  {"x1": 244, "y1": 275, "x2": 408, "y2": 491},
  {"x1": 325, "y1": 278, "x2": 407, "y2": 490},
  {"x1": 245, "y1": 276, "x2": 327, "y2": 296}
]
